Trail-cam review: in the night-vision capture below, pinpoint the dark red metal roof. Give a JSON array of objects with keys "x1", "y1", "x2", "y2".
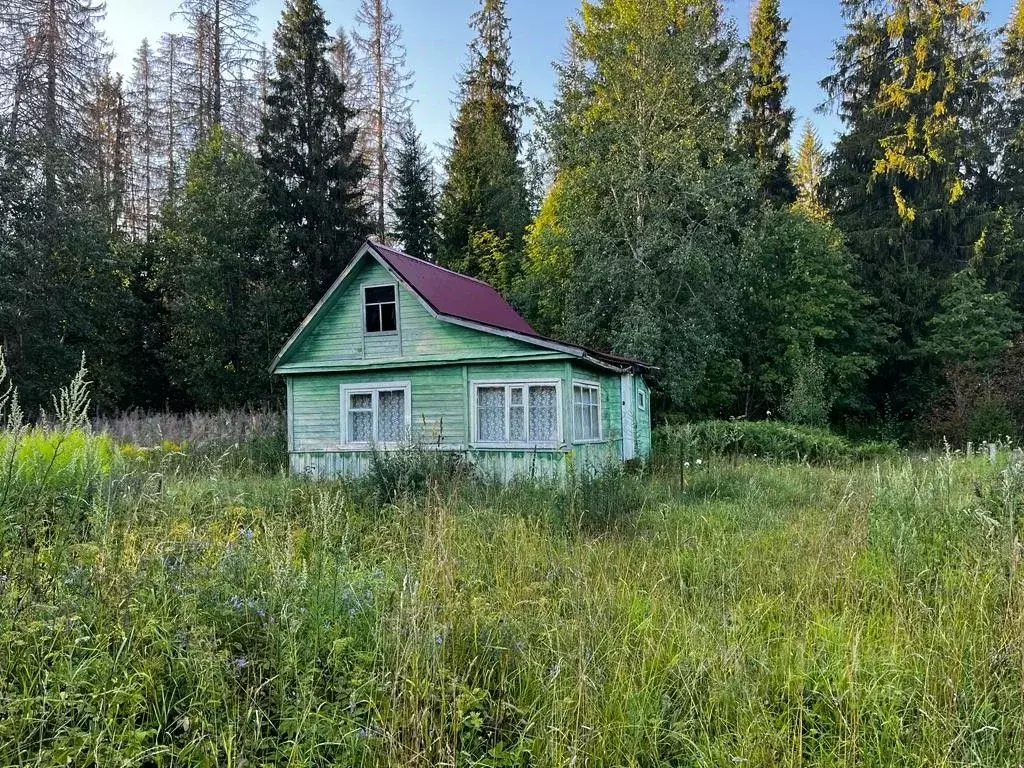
[
  {"x1": 369, "y1": 241, "x2": 653, "y2": 371},
  {"x1": 372, "y1": 242, "x2": 537, "y2": 335}
]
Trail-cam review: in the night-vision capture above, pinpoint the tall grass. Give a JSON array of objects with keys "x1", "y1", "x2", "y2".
[{"x1": 1, "y1": 369, "x2": 1023, "y2": 765}]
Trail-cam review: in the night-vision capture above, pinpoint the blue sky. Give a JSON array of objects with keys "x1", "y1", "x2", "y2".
[{"x1": 103, "y1": 0, "x2": 1016, "y2": 154}]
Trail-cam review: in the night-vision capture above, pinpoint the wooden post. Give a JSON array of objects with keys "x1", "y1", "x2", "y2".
[
  {"x1": 989, "y1": 442, "x2": 998, "y2": 465},
  {"x1": 967, "y1": 441, "x2": 973, "y2": 458},
  {"x1": 1013, "y1": 448, "x2": 1023, "y2": 467}
]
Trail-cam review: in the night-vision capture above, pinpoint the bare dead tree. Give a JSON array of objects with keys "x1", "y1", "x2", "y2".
[
  {"x1": 154, "y1": 32, "x2": 187, "y2": 213},
  {"x1": 127, "y1": 39, "x2": 159, "y2": 239},
  {"x1": 0, "y1": 0, "x2": 108, "y2": 203},
  {"x1": 174, "y1": 0, "x2": 260, "y2": 136},
  {"x1": 352, "y1": 0, "x2": 412, "y2": 241}
]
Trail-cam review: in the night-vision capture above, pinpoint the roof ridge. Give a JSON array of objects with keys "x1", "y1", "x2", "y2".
[{"x1": 369, "y1": 240, "x2": 497, "y2": 289}]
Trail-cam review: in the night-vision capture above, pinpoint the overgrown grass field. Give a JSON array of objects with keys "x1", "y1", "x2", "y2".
[{"x1": 2, "y1": 381, "x2": 1024, "y2": 765}]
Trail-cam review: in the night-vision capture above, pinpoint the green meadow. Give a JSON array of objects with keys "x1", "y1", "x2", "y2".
[{"x1": 3, "y1": 422, "x2": 1024, "y2": 767}]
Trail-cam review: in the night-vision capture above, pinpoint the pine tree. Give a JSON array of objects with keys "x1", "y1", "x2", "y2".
[
  {"x1": 736, "y1": 0, "x2": 796, "y2": 203},
  {"x1": 437, "y1": 0, "x2": 529, "y2": 285},
  {"x1": 353, "y1": 0, "x2": 413, "y2": 241},
  {"x1": 259, "y1": 0, "x2": 369, "y2": 304},
  {"x1": 390, "y1": 125, "x2": 437, "y2": 259},
  {"x1": 792, "y1": 120, "x2": 826, "y2": 217}
]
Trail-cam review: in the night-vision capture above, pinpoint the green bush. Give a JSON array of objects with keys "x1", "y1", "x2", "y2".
[
  {"x1": 655, "y1": 419, "x2": 898, "y2": 465},
  {"x1": 366, "y1": 445, "x2": 473, "y2": 504}
]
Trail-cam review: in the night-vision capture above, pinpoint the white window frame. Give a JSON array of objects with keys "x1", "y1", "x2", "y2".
[
  {"x1": 339, "y1": 381, "x2": 411, "y2": 448},
  {"x1": 362, "y1": 282, "x2": 399, "y2": 336},
  {"x1": 637, "y1": 386, "x2": 647, "y2": 411},
  {"x1": 572, "y1": 380, "x2": 603, "y2": 443},
  {"x1": 470, "y1": 379, "x2": 562, "y2": 448}
]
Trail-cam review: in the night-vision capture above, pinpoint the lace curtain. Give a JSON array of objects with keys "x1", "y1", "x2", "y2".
[
  {"x1": 477, "y1": 384, "x2": 557, "y2": 443},
  {"x1": 477, "y1": 387, "x2": 505, "y2": 442},
  {"x1": 349, "y1": 393, "x2": 372, "y2": 442},
  {"x1": 528, "y1": 386, "x2": 557, "y2": 442},
  {"x1": 378, "y1": 390, "x2": 405, "y2": 442},
  {"x1": 347, "y1": 389, "x2": 405, "y2": 443}
]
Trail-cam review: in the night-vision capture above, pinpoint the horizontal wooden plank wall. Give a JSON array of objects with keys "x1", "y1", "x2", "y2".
[
  {"x1": 291, "y1": 367, "x2": 467, "y2": 451},
  {"x1": 289, "y1": 445, "x2": 623, "y2": 483}
]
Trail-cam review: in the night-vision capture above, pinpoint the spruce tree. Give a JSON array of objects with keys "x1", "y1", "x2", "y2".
[
  {"x1": 1001, "y1": 0, "x2": 1024, "y2": 205},
  {"x1": 437, "y1": 0, "x2": 529, "y2": 286},
  {"x1": 391, "y1": 125, "x2": 437, "y2": 259},
  {"x1": 175, "y1": 0, "x2": 260, "y2": 134},
  {"x1": 823, "y1": 0, "x2": 998, "y2": 419},
  {"x1": 736, "y1": 0, "x2": 796, "y2": 203},
  {"x1": 259, "y1": 0, "x2": 369, "y2": 305},
  {"x1": 155, "y1": 33, "x2": 188, "y2": 214},
  {"x1": 792, "y1": 120, "x2": 826, "y2": 217}
]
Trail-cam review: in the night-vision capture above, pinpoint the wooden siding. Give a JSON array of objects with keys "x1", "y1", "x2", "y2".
[
  {"x1": 635, "y1": 377, "x2": 652, "y2": 458},
  {"x1": 289, "y1": 446, "x2": 620, "y2": 482},
  {"x1": 291, "y1": 367, "x2": 467, "y2": 451},
  {"x1": 278, "y1": 255, "x2": 653, "y2": 480},
  {"x1": 569, "y1": 363, "x2": 623, "y2": 459},
  {"x1": 288, "y1": 359, "x2": 634, "y2": 480},
  {"x1": 279, "y1": 258, "x2": 547, "y2": 370}
]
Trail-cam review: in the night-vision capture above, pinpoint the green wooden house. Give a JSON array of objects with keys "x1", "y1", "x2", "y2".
[{"x1": 271, "y1": 240, "x2": 653, "y2": 480}]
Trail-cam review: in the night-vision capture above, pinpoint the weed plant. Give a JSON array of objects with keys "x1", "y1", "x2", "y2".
[{"x1": 1, "y1": 365, "x2": 1022, "y2": 766}]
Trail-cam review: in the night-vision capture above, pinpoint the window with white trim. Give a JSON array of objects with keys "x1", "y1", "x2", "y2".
[
  {"x1": 341, "y1": 383, "x2": 409, "y2": 444},
  {"x1": 573, "y1": 382, "x2": 602, "y2": 441},
  {"x1": 473, "y1": 382, "x2": 559, "y2": 445},
  {"x1": 363, "y1": 284, "x2": 397, "y2": 333},
  {"x1": 637, "y1": 388, "x2": 646, "y2": 411}
]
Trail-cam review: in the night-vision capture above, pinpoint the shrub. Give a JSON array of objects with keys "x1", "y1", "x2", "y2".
[
  {"x1": 655, "y1": 419, "x2": 897, "y2": 466},
  {"x1": 365, "y1": 446, "x2": 473, "y2": 504}
]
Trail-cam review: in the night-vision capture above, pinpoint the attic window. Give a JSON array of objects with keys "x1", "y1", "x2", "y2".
[{"x1": 364, "y1": 284, "x2": 397, "y2": 333}]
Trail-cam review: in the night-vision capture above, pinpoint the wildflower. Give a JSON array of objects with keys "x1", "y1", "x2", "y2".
[
  {"x1": 232, "y1": 656, "x2": 248, "y2": 669},
  {"x1": 684, "y1": 461, "x2": 690, "y2": 468},
  {"x1": 696, "y1": 459, "x2": 703, "y2": 466},
  {"x1": 434, "y1": 633, "x2": 444, "y2": 646},
  {"x1": 239, "y1": 527, "x2": 254, "y2": 542}
]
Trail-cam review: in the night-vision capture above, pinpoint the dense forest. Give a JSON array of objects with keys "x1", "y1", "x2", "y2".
[{"x1": 0, "y1": 0, "x2": 1023, "y2": 443}]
